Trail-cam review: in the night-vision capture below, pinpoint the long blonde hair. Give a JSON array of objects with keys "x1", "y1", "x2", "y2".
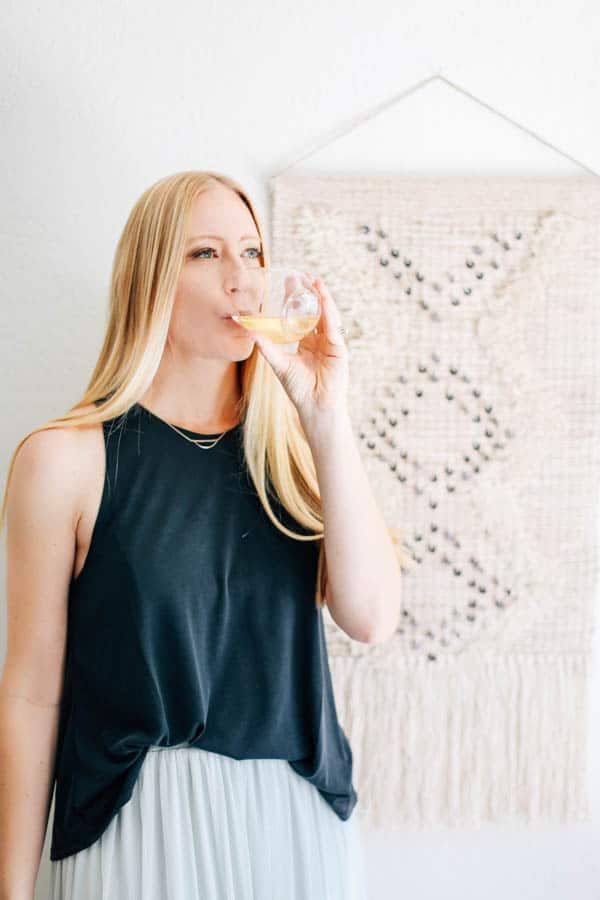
[{"x1": 0, "y1": 170, "x2": 412, "y2": 607}]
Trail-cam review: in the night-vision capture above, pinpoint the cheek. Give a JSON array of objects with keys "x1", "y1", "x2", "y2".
[{"x1": 172, "y1": 275, "x2": 214, "y2": 321}]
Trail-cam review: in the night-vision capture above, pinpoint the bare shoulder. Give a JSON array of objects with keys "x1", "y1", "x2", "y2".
[
  {"x1": 11, "y1": 406, "x2": 102, "y2": 514},
  {"x1": 8, "y1": 407, "x2": 106, "y2": 574}
]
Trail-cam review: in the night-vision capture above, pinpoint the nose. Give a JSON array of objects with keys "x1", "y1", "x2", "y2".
[
  {"x1": 224, "y1": 261, "x2": 251, "y2": 290},
  {"x1": 224, "y1": 264, "x2": 261, "y2": 312}
]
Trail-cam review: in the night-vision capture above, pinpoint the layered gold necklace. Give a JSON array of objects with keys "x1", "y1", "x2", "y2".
[{"x1": 162, "y1": 420, "x2": 231, "y2": 450}]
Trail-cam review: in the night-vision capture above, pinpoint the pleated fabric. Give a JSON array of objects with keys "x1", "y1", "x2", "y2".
[{"x1": 49, "y1": 744, "x2": 368, "y2": 900}]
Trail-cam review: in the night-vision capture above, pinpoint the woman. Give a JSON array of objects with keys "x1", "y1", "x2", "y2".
[{"x1": 0, "y1": 170, "x2": 407, "y2": 899}]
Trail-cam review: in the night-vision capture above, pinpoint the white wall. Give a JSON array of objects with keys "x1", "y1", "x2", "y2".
[{"x1": 2, "y1": 1, "x2": 600, "y2": 897}]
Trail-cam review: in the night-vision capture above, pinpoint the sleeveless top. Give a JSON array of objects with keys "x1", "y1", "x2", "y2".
[{"x1": 49, "y1": 401, "x2": 357, "y2": 861}]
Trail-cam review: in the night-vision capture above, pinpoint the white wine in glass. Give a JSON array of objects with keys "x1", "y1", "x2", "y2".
[{"x1": 231, "y1": 266, "x2": 321, "y2": 346}]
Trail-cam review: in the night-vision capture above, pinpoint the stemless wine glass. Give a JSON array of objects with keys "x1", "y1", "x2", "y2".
[{"x1": 231, "y1": 266, "x2": 321, "y2": 349}]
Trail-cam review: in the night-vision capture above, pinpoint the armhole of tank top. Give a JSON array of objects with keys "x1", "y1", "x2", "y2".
[
  {"x1": 73, "y1": 419, "x2": 113, "y2": 585},
  {"x1": 94, "y1": 419, "x2": 113, "y2": 534}
]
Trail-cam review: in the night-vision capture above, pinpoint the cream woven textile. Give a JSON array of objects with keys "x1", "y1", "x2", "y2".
[{"x1": 270, "y1": 174, "x2": 600, "y2": 830}]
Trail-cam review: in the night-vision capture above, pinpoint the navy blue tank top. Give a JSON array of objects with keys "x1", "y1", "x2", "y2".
[{"x1": 49, "y1": 401, "x2": 357, "y2": 860}]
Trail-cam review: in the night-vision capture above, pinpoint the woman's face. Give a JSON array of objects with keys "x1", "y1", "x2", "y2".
[{"x1": 170, "y1": 184, "x2": 264, "y2": 360}]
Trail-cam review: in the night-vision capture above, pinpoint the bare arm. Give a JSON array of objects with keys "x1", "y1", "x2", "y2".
[
  {"x1": 0, "y1": 427, "x2": 82, "y2": 900},
  {"x1": 304, "y1": 408, "x2": 403, "y2": 645}
]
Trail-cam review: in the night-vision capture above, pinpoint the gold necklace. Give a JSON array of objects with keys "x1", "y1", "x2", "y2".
[{"x1": 162, "y1": 419, "x2": 232, "y2": 450}]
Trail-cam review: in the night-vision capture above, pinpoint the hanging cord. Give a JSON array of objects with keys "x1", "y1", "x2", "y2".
[{"x1": 268, "y1": 72, "x2": 598, "y2": 188}]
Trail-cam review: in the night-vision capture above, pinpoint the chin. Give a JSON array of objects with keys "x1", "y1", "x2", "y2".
[{"x1": 226, "y1": 342, "x2": 255, "y2": 362}]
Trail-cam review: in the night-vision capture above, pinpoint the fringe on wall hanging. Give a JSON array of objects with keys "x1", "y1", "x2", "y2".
[{"x1": 270, "y1": 174, "x2": 600, "y2": 830}]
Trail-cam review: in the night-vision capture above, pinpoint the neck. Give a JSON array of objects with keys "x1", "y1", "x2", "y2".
[{"x1": 139, "y1": 359, "x2": 242, "y2": 433}]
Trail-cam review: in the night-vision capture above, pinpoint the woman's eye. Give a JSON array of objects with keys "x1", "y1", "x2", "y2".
[{"x1": 191, "y1": 247, "x2": 263, "y2": 259}]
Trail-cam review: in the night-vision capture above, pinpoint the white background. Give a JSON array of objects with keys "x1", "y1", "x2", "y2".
[{"x1": 2, "y1": 1, "x2": 600, "y2": 897}]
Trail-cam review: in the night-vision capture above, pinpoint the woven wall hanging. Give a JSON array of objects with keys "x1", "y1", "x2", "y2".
[{"x1": 270, "y1": 174, "x2": 600, "y2": 830}]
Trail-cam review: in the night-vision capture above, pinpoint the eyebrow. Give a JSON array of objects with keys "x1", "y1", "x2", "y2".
[{"x1": 186, "y1": 234, "x2": 260, "y2": 245}]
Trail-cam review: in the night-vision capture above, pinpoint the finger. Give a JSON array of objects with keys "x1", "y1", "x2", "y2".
[
  {"x1": 246, "y1": 329, "x2": 294, "y2": 379},
  {"x1": 313, "y1": 276, "x2": 345, "y2": 346}
]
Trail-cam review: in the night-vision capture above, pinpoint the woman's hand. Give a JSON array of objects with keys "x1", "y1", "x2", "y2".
[{"x1": 245, "y1": 273, "x2": 349, "y2": 430}]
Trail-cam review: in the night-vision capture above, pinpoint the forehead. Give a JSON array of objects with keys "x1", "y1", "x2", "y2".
[{"x1": 186, "y1": 186, "x2": 259, "y2": 238}]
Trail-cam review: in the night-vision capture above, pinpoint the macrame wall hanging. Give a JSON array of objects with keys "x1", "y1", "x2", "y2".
[{"x1": 269, "y1": 77, "x2": 600, "y2": 831}]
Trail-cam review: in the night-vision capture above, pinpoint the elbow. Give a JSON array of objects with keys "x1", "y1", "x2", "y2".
[
  {"x1": 363, "y1": 622, "x2": 398, "y2": 645},
  {"x1": 363, "y1": 583, "x2": 402, "y2": 645},
  {"x1": 362, "y1": 609, "x2": 400, "y2": 644}
]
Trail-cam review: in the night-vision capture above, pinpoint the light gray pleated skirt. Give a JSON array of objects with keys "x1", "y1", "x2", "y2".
[{"x1": 49, "y1": 743, "x2": 368, "y2": 900}]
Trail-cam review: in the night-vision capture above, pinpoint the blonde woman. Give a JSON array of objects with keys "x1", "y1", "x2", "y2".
[{"x1": 0, "y1": 171, "x2": 406, "y2": 899}]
